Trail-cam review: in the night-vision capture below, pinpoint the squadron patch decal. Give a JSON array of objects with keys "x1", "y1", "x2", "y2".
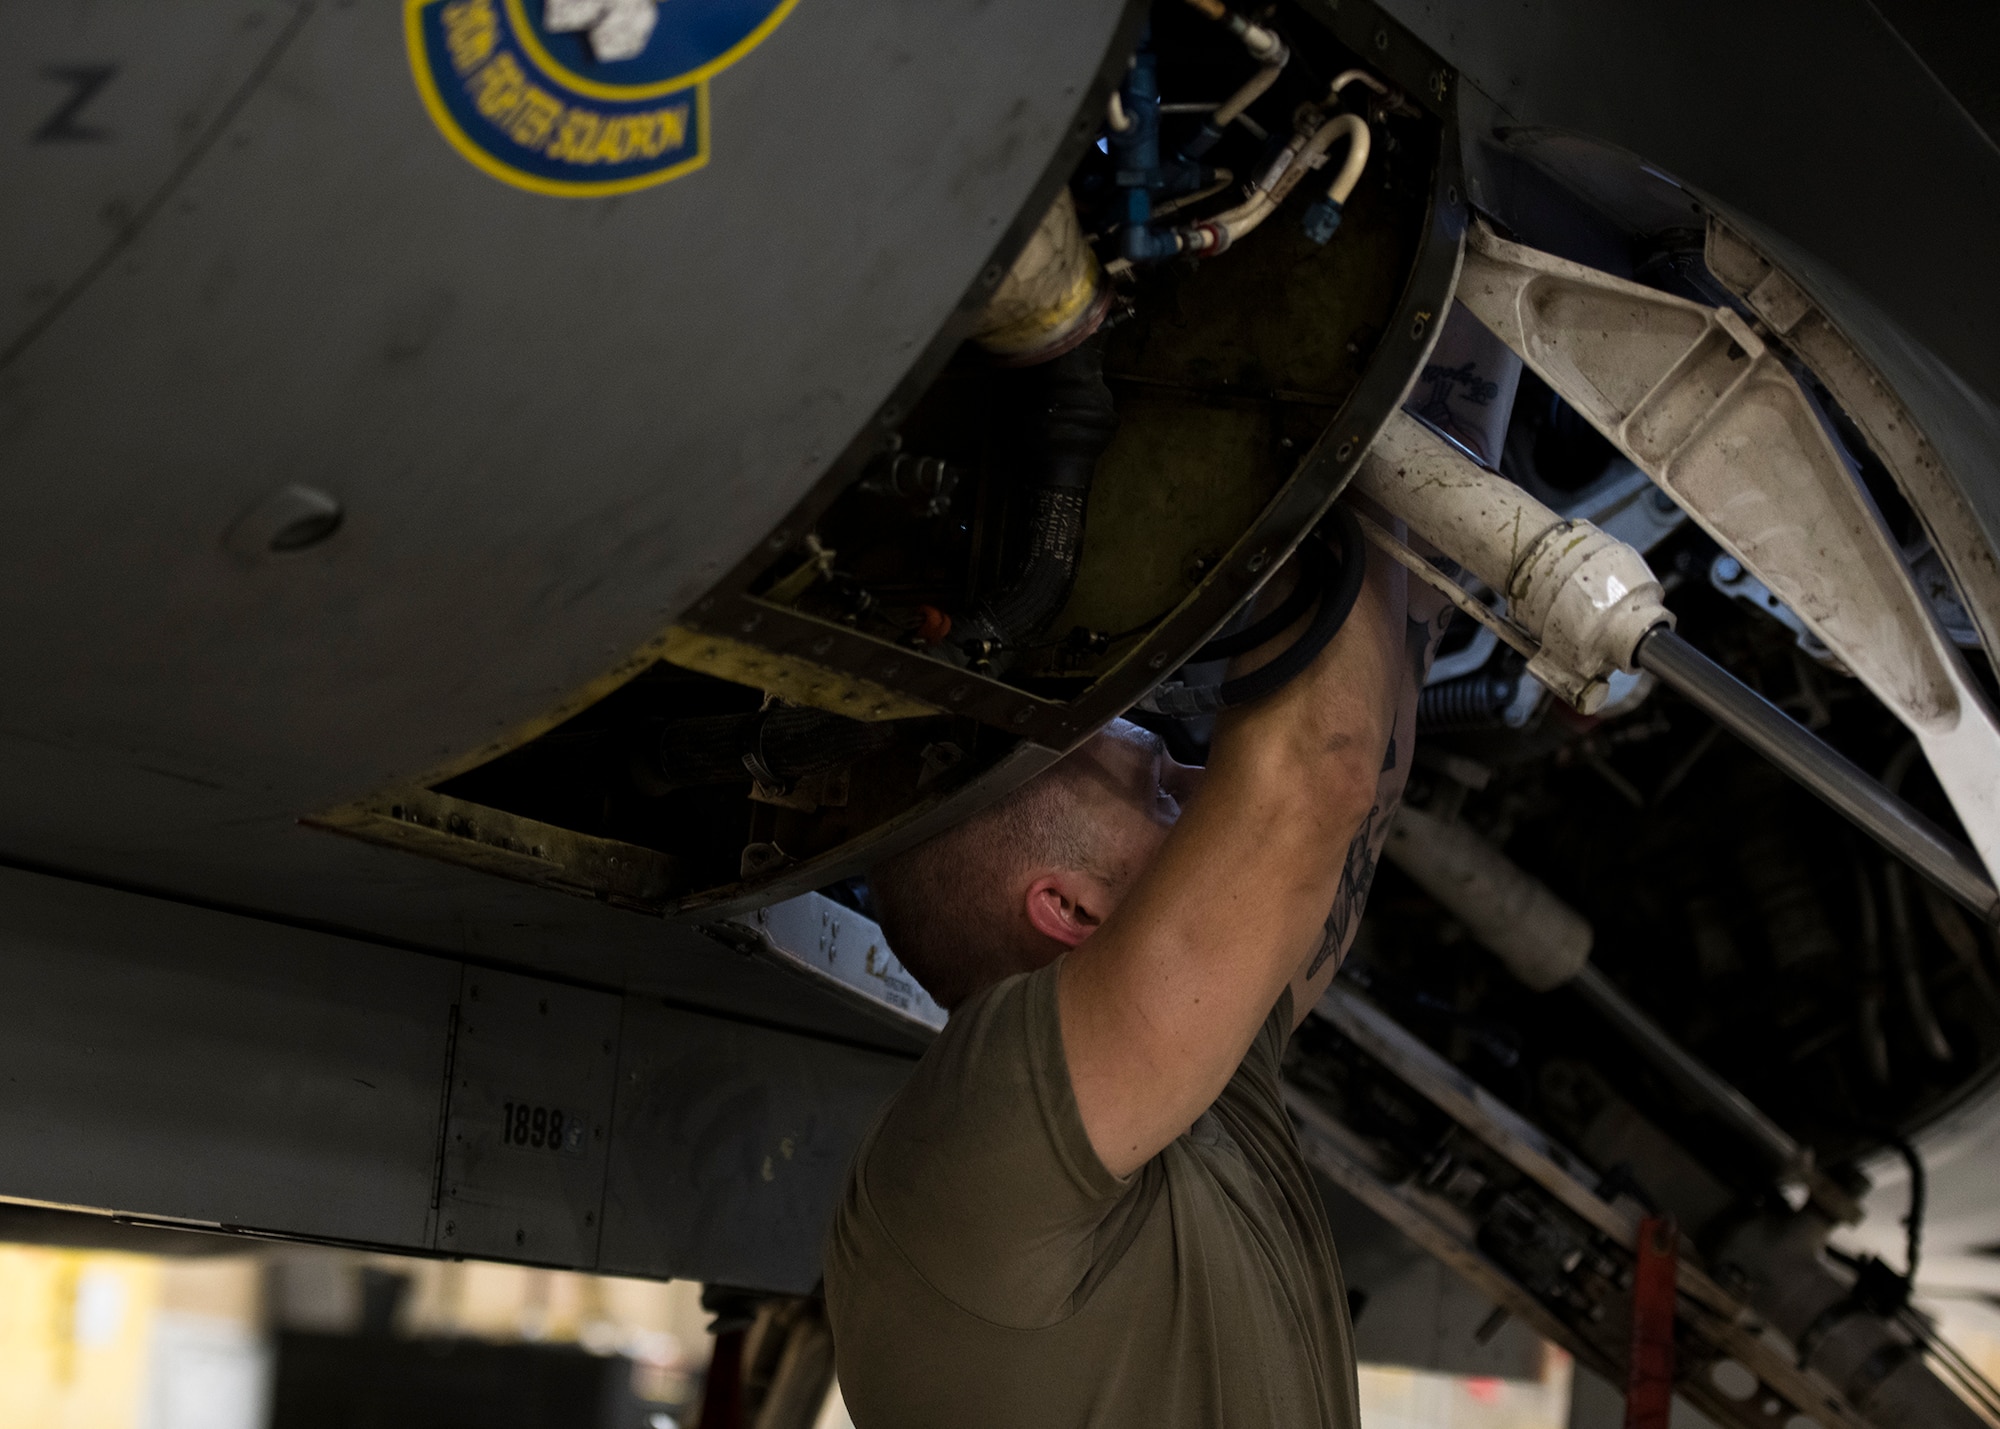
[{"x1": 406, "y1": 0, "x2": 798, "y2": 197}]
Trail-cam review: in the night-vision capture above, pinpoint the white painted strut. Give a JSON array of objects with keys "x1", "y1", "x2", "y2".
[
  {"x1": 1353, "y1": 412, "x2": 1673, "y2": 714},
  {"x1": 1356, "y1": 401, "x2": 1998, "y2": 919},
  {"x1": 1452, "y1": 221, "x2": 2000, "y2": 885}
]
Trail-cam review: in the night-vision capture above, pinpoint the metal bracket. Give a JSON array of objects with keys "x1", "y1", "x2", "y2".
[
  {"x1": 1456, "y1": 221, "x2": 2000, "y2": 881},
  {"x1": 1704, "y1": 220, "x2": 2000, "y2": 662}
]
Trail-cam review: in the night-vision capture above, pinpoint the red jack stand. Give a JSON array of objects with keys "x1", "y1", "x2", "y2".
[{"x1": 1626, "y1": 1215, "x2": 1678, "y2": 1429}]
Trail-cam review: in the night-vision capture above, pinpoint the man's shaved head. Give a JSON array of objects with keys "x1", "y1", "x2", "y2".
[{"x1": 868, "y1": 721, "x2": 1193, "y2": 1009}]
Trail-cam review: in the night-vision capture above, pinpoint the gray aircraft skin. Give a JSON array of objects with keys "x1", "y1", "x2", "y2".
[{"x1": 4, "y1": 0, "x2": 2000, "y2": 1362}]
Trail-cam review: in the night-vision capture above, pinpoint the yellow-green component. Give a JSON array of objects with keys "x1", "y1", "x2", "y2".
[
  {"x1": 1053, "y1": 397, "x2": 1288, "y2": 642},
  {"x1": 1038, "y1": 166, "x2": 1419, "y2": 671},
  {"x1": 310, "y1": 789, "x2": 689, "y2": 909},
  {"x1": 659, "y1": 626, "x2": 939, "y2": 720}
]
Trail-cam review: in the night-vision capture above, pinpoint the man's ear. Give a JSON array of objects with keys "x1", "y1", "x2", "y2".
[{"x1": 1024, "y1": 871, "x2": 1103, "y2": 948}]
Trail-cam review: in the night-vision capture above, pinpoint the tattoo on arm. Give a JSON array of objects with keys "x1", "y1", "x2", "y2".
[{"x1": 1309, "y1": 804, "x2": 1382, "y2": 977}]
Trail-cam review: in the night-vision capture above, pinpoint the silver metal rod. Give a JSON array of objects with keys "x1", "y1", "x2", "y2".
[
  {"x1": 1635, "y1": 626, "x2": 2000, "y2": 923},
  {"x1": 1569, "y1": 964, "x2": 1803, "y2": 1175}
]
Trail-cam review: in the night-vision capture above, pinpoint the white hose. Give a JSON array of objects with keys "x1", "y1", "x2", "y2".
[
  {"x1": 1213, "y1": 54, "x2": 1287, "y2": 127},
  {"x1": 1182, "y1": 0, "x2": 1284, "y2": 58},
  {"x1": 1193, "y1": 136, "x2": 1305, "y2": 249},
  {"x1": 1152, "y1": 169, "x2": 1234, "y2": 220},
  {"x1": 1314, "y1": 112, "x2": 1370, "y2": 206},
  {"x1": 1235, "y1": 19, "x2": 1285, "y2": 62},
  {"x1": 1185, "y1": 111, "x2": 1371, "y2": 253},
  {"x1": 1181, "y1": 0, "x2": 1290, "y2": 128},
  {"x1": 1327, "y1": 68, "x2": 1389, "y2": 101}
]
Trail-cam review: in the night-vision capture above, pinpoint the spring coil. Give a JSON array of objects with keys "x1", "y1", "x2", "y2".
[{"x1": 1417, "y1": 671, "x2": 1520, "y2": 734}]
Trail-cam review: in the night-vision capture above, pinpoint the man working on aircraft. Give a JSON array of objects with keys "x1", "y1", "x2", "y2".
[{"x1": 825, "y1": 516, "x2": 1447, "y2": 1427}]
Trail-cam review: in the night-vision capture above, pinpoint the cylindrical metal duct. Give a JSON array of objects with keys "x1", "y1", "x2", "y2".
[
  {"x1": 1384, "y1": 803, "x2": 1593, "y2": 991},
  {"x1": 971, "y1": 189, "x2": 1111, "y2": 365},
  {"x1": 1385, "y1": 802, "x2": 1809, "y2": 1179}
]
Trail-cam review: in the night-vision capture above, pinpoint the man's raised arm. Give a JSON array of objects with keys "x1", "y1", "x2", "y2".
[
  {"x1": 1058, "y1": 537, "x2": 1407, "y2": 1177},
  {"x1": 1286, "y1": 557, "x2": 1455, "y2": 1025}
]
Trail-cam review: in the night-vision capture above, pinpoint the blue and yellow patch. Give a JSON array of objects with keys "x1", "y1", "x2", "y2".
[{"x1": 406, "y1": 0, "x2": 797, "y2": 197}]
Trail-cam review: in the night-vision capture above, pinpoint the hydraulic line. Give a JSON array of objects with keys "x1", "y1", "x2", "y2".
[
  {"x1": 1385, "y1": 804, "x2": 1812, "y2": 1185},
  {"x1": 1186, "y1": 552, "x2": 1320, "y2": 662},
  {"x1": 1316, "y1": 117, "x2": 1371, "y2": 205},
  {"x1": 1327, "y1": 68, "x2": 1389, "y2": 101},
  {"x1": 1111, "y1": 16, "x2": 1378, "y2": 264},
  {"x1": 1299, "y1": 113, "x2": 1370, "y2": 245},
  {"x1": 1358, "y1": 410, "x2": 2000, "y2": 924},
  {"x1": 1181, "y1": 113, "x2": 1369, "y2": 256},
  {"x1": 1177, "y1": 0, "x2": 1289, "y2": 160},
  {"x1": 1151, "y1": 169, "x2": 1234, "y2": 221},
  {"x1": 1633, "y1": 628, "x2": 2000, "y2": 924},
  {"x1": 1568, "y1": 965, "x2": 1806, "y2": 1179},
  {"x1": 1212, "y1": 508, "x2": 1364, "y2": 708}
]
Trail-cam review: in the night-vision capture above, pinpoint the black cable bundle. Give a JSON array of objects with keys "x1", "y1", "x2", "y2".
[
  {"x1": 1141, "y1": 506, "x2": 1367, "y2": 718},
  {"x1": 650, "y1": 705, "x2": 894, "y2": 794}
]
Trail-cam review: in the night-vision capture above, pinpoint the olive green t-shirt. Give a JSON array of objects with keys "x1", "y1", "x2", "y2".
[{"x1": 824, "y1": 959, "x2": 1360, "y2": 1428}]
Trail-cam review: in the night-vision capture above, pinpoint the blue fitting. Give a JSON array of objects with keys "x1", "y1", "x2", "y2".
[
  {"x1": 1109, "y1": 41, "x2": 1217, "y2": 265},
  {"x1": 1301, "y1": 196, "x2": 1344, "y2": 246},
  {"x1": 1109, "y1": 48, "x2": 1163, "y2": 202},
  {"x1": 1111, "y1": 43, "x2": 1191, "y2": 265},
  {"x1": 1122, "y1": 223, "x2": 1186, "y2": 263}
]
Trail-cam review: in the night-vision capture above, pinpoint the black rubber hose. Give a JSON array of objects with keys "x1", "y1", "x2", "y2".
[
  {"x1": 1211, "y1": 505, "x2": 1366, "y2": 709},
  {"x1": 1188, "y1": 543, "x2": 1324, "y2": 662},
  {"x1": 1139, "y1": 510, "x2": 1366, "y2": 719},
  {"x1": 957, "y1": 341, "x2": 1119, "y2": 651}
]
